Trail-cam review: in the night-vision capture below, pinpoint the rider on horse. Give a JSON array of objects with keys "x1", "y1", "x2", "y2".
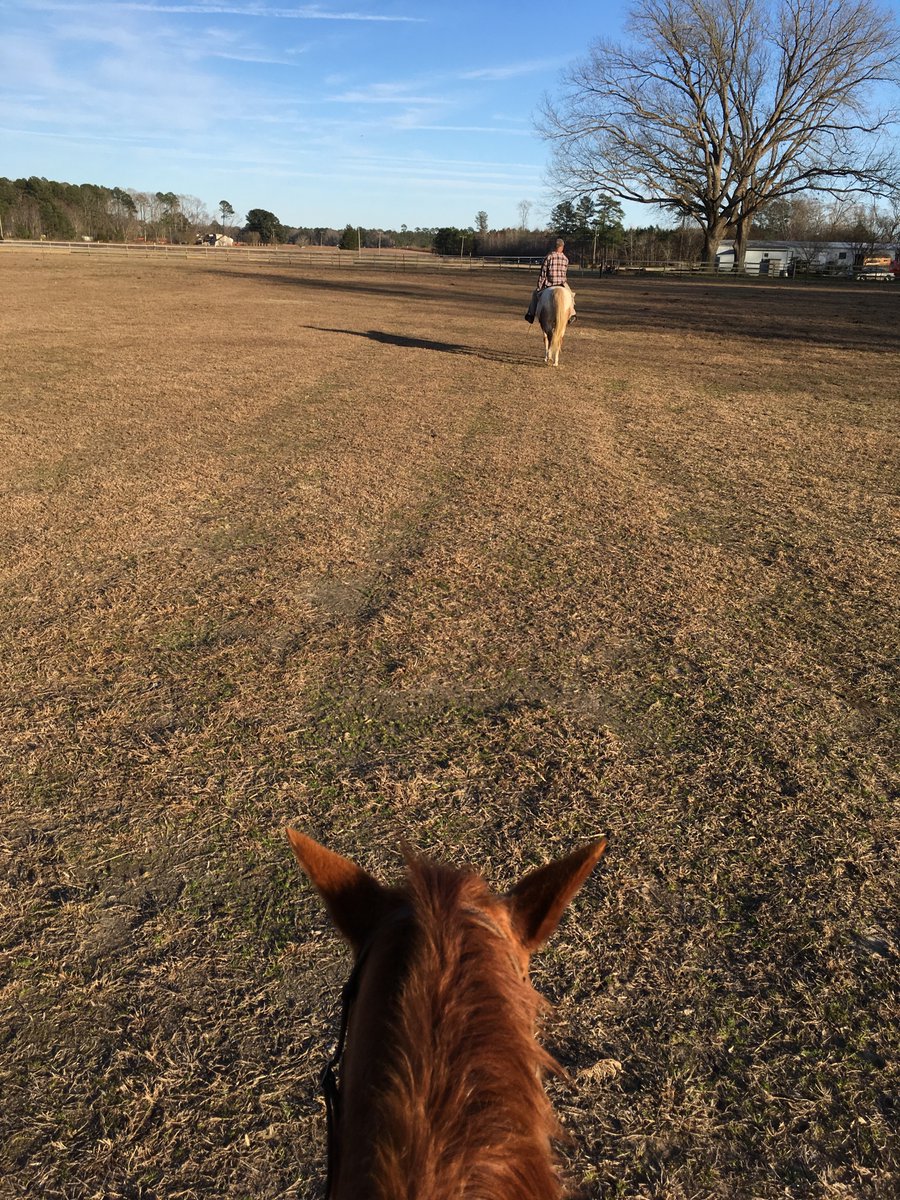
[{"x1": 525, "y1": 238, "x2": 577, "y2": 325}]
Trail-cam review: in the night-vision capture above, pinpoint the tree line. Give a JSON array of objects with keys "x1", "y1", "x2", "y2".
[
  {"x1": 0, "y1": 179, "x2": 624, "y2": 259},
  {"x1": 0, "y1": 178, "x2": 212, "y2": 243},
  {"x1": 2, "y1": 176, "x2": 895, "y2": 269}
]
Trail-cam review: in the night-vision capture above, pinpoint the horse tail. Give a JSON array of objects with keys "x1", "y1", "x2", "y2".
[
  {"x1": 547, "y1": 291, "x2": 561, "y2": 360},
  {"x1": 547, "y1": 288, "x2": 568, "y2": 363}
]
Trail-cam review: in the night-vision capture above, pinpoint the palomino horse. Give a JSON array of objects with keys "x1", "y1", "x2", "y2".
[
  {"x1": 287, "y1": 829, "x2": 606, "y2": 1200},
  {"x1": 536, "y1": 285, "x2": 575, "y2": 367}
]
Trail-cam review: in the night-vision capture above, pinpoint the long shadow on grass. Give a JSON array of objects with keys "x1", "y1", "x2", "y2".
[
  {"x1": 299, "y1": 325, "x2": 536, "y2": 365},
  {"x1": 216, "y1": 268, "x2": 514, "y2": 312},
  {"x1": 219, "y1": 266, "x2": 900, "y2": 353}
]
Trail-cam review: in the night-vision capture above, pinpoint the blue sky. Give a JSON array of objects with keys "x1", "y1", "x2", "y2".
[{"x1": 0, "y1": 0, "x2": 634, "y2": 231}]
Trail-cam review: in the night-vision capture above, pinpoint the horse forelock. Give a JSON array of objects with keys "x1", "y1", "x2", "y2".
[{"x1": 370, "y1": 857, "x2": 563, "y2": 1199}]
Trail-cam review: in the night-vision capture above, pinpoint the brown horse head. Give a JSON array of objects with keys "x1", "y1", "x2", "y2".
[{"x1": 287, "y1": 830, "x2": 607, "y2": 1200}]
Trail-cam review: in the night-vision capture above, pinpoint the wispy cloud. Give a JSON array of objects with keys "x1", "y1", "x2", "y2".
[
  {"x1": 338, "y1": 149, "x2": 544, "y2": 172},
  {"x1": 459, "y1": 57, "x2": 567, "y2": 81},
  {"x1": 330, "y1": 83, "x2": 444, "y2": 105},
  {"x1": 0, "y1": 123, "x2": 176, "y2": 147},
  {"x1": 28, "y1": 1, "x2": 424, "y2": 21},
  {"x1": 392, "y1": 122, "x2": 533, "y2": 135},
  {"x1": 0, "y1": 120, "x2": 540, "y2": 195},
  {"x1": 324, "y1": 59, "x2": 563, "y2": 113},
  {"x1": 202, "y1": 47, "x2": 309, "y2": 64},
  {"x1": 169, "y1": 23, "x2": 313, "y2": 64}
]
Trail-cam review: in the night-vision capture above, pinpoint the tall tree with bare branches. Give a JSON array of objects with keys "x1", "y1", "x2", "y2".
[{"x1": 541, "y1": 0, "x2": 899, "y2": 268}]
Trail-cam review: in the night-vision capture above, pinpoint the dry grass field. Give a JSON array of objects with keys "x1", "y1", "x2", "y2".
[{"x1": 1, "y1": 250, "x2": 897, "y2": 1199}]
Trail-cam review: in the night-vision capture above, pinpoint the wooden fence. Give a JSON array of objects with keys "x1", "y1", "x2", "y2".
[{"x1": 0, "y1": 240, "x2": 547, "y2": 272}]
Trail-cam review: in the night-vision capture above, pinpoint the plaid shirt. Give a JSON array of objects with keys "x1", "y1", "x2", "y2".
[{"x1": 537, "y1": 249, "x2": 569, "y2": 289}]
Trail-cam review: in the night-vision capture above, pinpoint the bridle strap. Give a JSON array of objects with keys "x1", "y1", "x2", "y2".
[
  {"x1": 320, "y1": 908, "x2": 410, "y2": 1198},
  {"x1": 321, "y1": 944, "x2": 370, "y2": 1200}
]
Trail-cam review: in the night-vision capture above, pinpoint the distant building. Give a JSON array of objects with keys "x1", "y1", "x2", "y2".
[{"x1": 715, "y1": 240, "x2": 898, "y2": 276}]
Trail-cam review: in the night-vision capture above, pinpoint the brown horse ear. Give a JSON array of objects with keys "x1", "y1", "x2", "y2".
[
  {"x1": 286, "y1": 828, "x2": 391, "y2": 953},
  {"x1": 505, "y1": 838, "x2": 607, "y2": 953}
]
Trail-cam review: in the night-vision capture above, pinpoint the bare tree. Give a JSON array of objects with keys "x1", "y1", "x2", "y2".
[
  {"x1": 752, "y1": 194, "x2": 824, "y2": 239},
  {"x1": 127, "y1": 191, "x2": 151, "y2": 240},
  {"x1": 829, "y1": 198, "x2": 898, "y2": 260},
  {"x1": 180, "y1": 195, "x2": 210, "y2": 233},
  {"x1": 541, "y1": 0, "x2": 899, "y2": 268},
  {"x1": 517, "y1": 198, "x2": 532, "y2": 229}
]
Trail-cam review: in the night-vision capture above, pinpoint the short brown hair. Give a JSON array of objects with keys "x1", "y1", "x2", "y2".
[{"x1": 554, "y1": 238, "x2": 565, "y2": 250}]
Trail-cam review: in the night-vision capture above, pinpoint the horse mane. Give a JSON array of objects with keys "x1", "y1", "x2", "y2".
[{"x1": 371, "y1": 858, "x2": 564, "y2": 1200}]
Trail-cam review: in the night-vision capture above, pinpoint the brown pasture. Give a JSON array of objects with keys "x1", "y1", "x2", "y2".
[{"x1": 0, "y1": 251, "x2": 897, "y2": 1199}]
